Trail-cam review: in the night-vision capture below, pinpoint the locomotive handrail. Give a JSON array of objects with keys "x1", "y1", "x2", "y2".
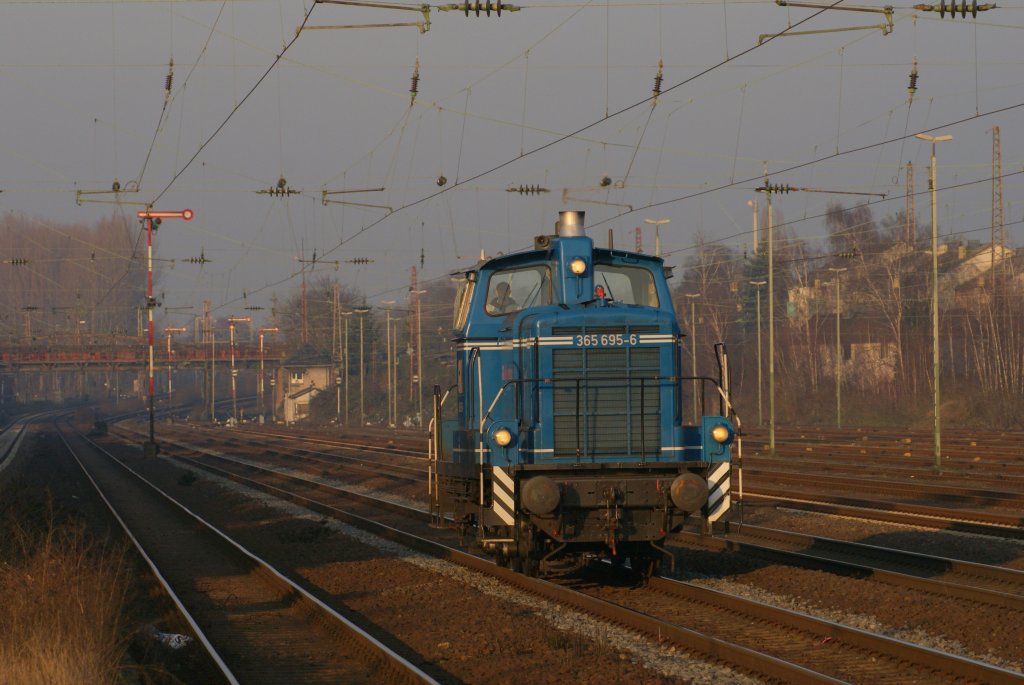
[{"x1": 428, "y1": 384, "x2": 455, "y2": 510}]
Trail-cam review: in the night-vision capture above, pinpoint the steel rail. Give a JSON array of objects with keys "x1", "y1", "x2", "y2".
[
  {"x1": 741, "y1": 491, "x2": 1024, "y2": 539},
  {"x1": 54, "y1": 426, "x2": 239, "y2": 685},
  {"x1": 647, "y1": 576, "x2": 1023, "y2": 685},
  {"x1": 675, "y1": 528, "x2": 1024, "y2": 612},
  {"x1": 121, "y1": 424, "x2": 1023, "y2": 684},
  {"x1": 123, "y1": 429, "x2": 845, "y2": 684},
  {"x1": 745, "y1": 468, "x2": 1024, "y2": 506},
  {"x1": 157, "y1": 427, "x2": 424, "y2": 486},
  {"x1": 742, "y1": 455, "x2": 1024, "y2": 486},
  {"x1": 60, "y1": 422, "x2": 441, "y2": 685}
]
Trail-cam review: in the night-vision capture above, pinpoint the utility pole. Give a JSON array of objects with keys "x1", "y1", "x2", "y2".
[
  {"x1": 411, "y1": 288, "x2": 427, "y2": 426},
  {"x1": 684, "y1": 293, "x2": 701, "y2": 423},
  {"x1": 341, "y1": 311, "x2": 352, "y2": 424},
  {"x1": 228, "y1": 316, "x2": 251, "y2": 424},
  {"x1": 750, "y1": 280, "x2": 767, "y2": 426},
  {"x1": 828, "y1": 267, "x2": 847, "y2": 428},
  {"x1": 382, "y1": 301, "x2": 396, "y2": 427},
  {"x1": 136, "y1": 208, "x2": 193, "y2": 456},
  {"x1": 756, "y1": 169, "x2": 777, "y2": 453},
  {"x1": 905, "y1": 161, "x2": 916, "y2": 245},
  {"x1": 210, "y1": 331, "x2": 216, "y2": 422},
  {"x1": 747, "y1": 199, "x2": 759, "y2": 251},
  {"x1": 756, "y1": 178, "x2": 883, "y2": 451},
  {"x1": 164, "y1": 327, "x2": 187, "y2": 404},
  {"x1": 992, "y1": 126, "x2": 1003, "y2": 284},
  {"x1": 354, "y1": 306, "x2": 371, "y2": 425},
  {"x1": 259, "y1": 327, "x2": 278, "y2": 421},
  {"x1": 916, "y1": 132, "x2": 952, "y2": 471}
]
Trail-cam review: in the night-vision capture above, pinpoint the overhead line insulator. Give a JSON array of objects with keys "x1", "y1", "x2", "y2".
[
  {"x1": 437, "y1": 1, "x2": 520, "y2": 16},
  {"x1": 506, "y1": 184, "x2": 550, "y2": 196},
  {"x1": 257, "y1": 177, "x2": 300, "y2": 197},
  {"x1": 5, "y1": 258, "x2": 29, "y2": 265},
  {"x1": 907, "y1": 58, "x2": 918, "y2": 104},
  {"x1": 346, "y1": 257, "x2": 375, "y2": 264},
  {"x1": 409, "y1": 59, "x2": 420, "y2": 106},
  {"x1": 912, "y1": 0, "x2": 996, "y2": 18},
  {"x1": 652, "y1": 59, "x2": 663, "y2": 104},
  {"x1": 165, "y1": 58, "x2": 174, "y2": 97},
  {"x1": 756, "y1": 183, "x2": 794, "y2": 195}
]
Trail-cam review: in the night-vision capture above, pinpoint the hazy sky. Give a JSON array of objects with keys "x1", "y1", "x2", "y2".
[{"x1": 2, "y1": 0, "x2": 1022, "y2": 324}]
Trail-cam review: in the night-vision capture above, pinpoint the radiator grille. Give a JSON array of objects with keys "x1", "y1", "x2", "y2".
[{"x1": 550, "y1": 326, "x2": 661, "y2": 459}]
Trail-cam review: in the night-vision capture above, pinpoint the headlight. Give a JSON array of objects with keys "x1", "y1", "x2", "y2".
[
  {"x1": 493, "y1": 427, "x2": 513, "y2": 447},
  {"x1": 710, "y1": 424, "x2": 731, "y2": 444},
  {"x1": 569, "y1": 258, "x2": 587, "y2": 275}
]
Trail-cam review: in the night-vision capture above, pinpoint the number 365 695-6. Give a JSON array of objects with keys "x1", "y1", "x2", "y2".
[{"x1": 573, "y1": 334, "x2": 638, "y2": 346}]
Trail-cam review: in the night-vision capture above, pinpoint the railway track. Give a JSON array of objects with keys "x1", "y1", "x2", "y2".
[
  {"x1": 0, "y1": 422, "x2": 28, "y2": 475},
  {"x1": 199, "y1": 422, "x2": 1024, "y2": 540},
  {"x1": 743, "y1": 427, "x2": 1024, "y2": 465},
  {"x1": 738, "y1": 491, "x2": 1024, "y2": 538},
  {"x1": 673, "y1": 525, "x2": 1024, "y2": 611},
  {"x1": 110, "y1": 421, "x2": 1023, "y2": 683},
  {"x1": 57, "y1": 421, "x2": 440, "y2": 685}
]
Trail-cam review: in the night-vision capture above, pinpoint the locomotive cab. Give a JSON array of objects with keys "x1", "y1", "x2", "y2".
[{"x1": 430, "y1": 211, "x2": 739, "y2": 579}]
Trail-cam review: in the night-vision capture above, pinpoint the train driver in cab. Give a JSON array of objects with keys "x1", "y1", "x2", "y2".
[{"x1": 487, "y1": 281, "x2": 518, "y2": 315}]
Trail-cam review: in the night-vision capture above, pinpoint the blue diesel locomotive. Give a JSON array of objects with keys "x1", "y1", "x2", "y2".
[{"x1": 429, "y1": 210, "x2": 739, "y2": 578}]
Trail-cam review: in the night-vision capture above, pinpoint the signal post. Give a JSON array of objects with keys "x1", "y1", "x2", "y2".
[{"x1": 138, "y1": 208, "x2": 194, "y2": 456}]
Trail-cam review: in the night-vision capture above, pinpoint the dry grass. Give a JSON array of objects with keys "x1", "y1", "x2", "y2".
[{"x1": 0, "y1": 508, "x2": 131, "y2": 685}]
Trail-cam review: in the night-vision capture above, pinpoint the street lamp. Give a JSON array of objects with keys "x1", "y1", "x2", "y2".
[
  {"x1": 258, "y1": 327, "x2": 278, "y2": 421},
  {"x1": 915, "y1": 132, "x2": 953, "y2": 471},
  {"x1": 827, "y1": 267, "x2": 847, "y2": 428},
  {"x1": 746, "y1": 199, "x2": 759, "y2": 252},
  {"x1": 228, "y1": 316, "x2": 251, "y2": 424},
  {"x1": 643, "y1": 218, "x2": 670, "y2": 258},
  {"x1": 749, "y1": 280, "x2": 767, "y2": 426},
  {"x1": 164, "y1": 327, "x2": 187, "y2": 404},
  {"x1": 683, "y1": 293, "x2": 701, "y2": 423}
]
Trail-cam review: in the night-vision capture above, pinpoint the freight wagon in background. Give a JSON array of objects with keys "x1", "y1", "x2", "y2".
[{"x1": 430, "y1": 210, "x2": 739, "y2": 581}]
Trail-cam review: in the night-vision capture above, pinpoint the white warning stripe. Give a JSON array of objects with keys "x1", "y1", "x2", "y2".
[
  {"x1": 705, "y1": 462, "x2": 732, "y2": 523},
  {"x1": 456, "y1": 333, "x2": 675, "y2": 351},
  {"x1": 707, "y1": 495, "x2": 731, "y2": 523},
  {"x1": 491, "y1": 466, "x2": 516, "y2": 525},
  {"x1": 492, "y1": 465, "x2": 515, "y2": 492},
  {"x1": 708, "y1": 462, "x2": 730, "y2": 484},
  {"x1": 493, "y1": 483, "x2": 515, "y2": 512}
]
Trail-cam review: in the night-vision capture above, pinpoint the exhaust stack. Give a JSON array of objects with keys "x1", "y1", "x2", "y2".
[{"x1": 557, "y1": 210, "x2": 585, "y2": 237}]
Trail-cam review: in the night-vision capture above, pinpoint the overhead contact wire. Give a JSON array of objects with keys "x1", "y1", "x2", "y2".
[
  {"x1": 150, "y1": 2, "x2": 317, "y2": 206},
  {"x1": 311, "y1": 0, "x2": 852, "y2": 263}
]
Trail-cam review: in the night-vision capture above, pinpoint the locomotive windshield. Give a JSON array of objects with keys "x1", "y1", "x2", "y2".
[
  {"x1": 593, "y1": 264, "x2": 659, "y2": 307},
  {"x1": 485, "y1": 265, "x2": 551, "y2": 316}
]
